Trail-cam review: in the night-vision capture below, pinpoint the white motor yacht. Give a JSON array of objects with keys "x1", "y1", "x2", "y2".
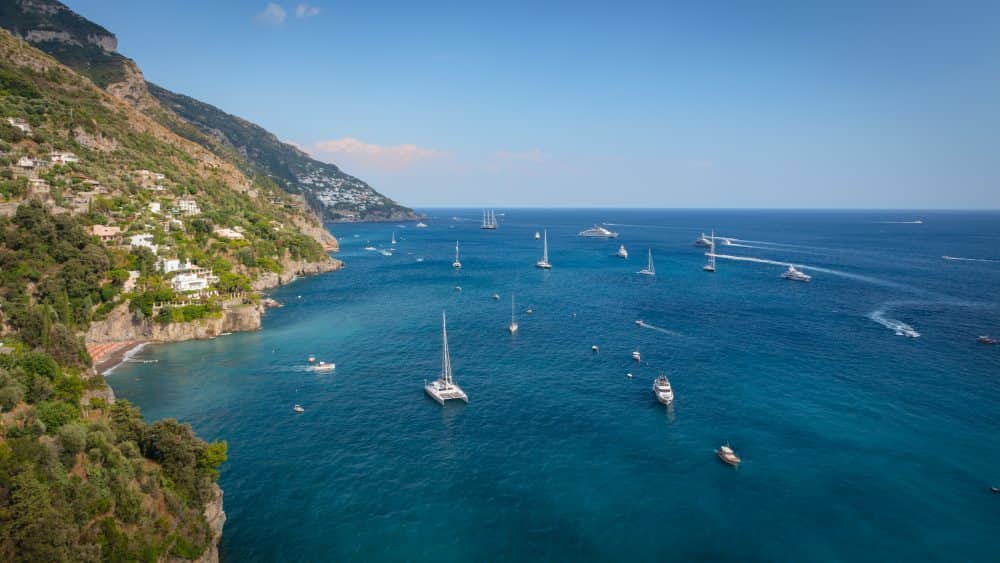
[
  {"x1": 312, "y1": 361, "x2": 335, "y2": 372},
  {"x1": 616, "y1": 244, "x2": 628, "y2": 259},
  {"x1": 578, "y1": 224, "x2": 619, "y2": 238},
  {"x1": 653, "y1": 375, "x2": 674, "y2": 405},
  {"x1": 781, "y1": 265, "x2": 811, "y2": 282},
  {"x1": 293, "y1": 404, "x2": 305, "y2": 413},
  {"x1": 632, "y1": 349, "x2": 641, "y2": 361},
  {"x1": 416, "y1": 222, "x2": 428, "y2": 228},
  {"x1": 694, "y1": 233, "x2": 713, "y2": 247},
  {"x1": 424, "y1": 311, "x2": 469, "y2": 405},
  {"x1": 717, "y1": 443, "x2": 741, "y2": 466}
]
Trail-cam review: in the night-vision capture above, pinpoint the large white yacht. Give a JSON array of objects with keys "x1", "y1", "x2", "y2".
[
  {"x1": 638, "y1": 248, "x2": 655, "y2": 276},
  {"x1": 452, "y1": 241, "x2": 462, "y2": 269},
  {"x1": 578, "y1": 225, "x2": 619, "y2": 238},
  {"x1": 616, "y1": 244, "x2": 628, "y2": 259},
  {"x1": 535, "y1": 229, "x2": 552, "y2": 269},
  {"x1": 781, "y1": 265, "x2": 811, "y2": 282},
  {"x1": 653, "y1": 375, "x2": 674, "y2": 405},
  {"x1": 424, "y1": 311, "x2": 468, "y2": 405},
  {"x1": 694, "y1": 233, "x2": 713, "y2": 247}
]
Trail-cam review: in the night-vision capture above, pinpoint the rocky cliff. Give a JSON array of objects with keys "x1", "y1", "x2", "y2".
[{"x1": 87, "y1": 302, "x2": 263, "y2": 344}]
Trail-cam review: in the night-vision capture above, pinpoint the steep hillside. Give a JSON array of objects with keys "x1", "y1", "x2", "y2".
[
  {"x1": 0, "y1": 0, "x2": 418, "y2": 223},
  {"x1": 148, "y1": 83, "x2": 418, "y2": 222}
]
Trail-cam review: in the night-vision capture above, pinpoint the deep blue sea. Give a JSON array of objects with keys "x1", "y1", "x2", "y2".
[{"x1": 107, "y1": 210, "x2": 1000, "y2": 562}]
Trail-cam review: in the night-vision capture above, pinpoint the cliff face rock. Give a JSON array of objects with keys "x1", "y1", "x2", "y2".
[
  {"x1": 251, "y1": 256, "x2": 343, "y2": 292},
  {"x1": 165, "y1": 484, "x2": 225, "y2": 563},
  {"x1": 87, "y1": 303, "x2": 263, "y2": 344}
]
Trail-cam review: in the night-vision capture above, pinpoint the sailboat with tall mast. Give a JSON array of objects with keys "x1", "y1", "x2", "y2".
[
  {"x1": 638, "y1": 248, "x2": 655, "y2": 276},
  {"x1": 391, "y1": 231, "x2": 397, "y2": 245},
  {"x1": 508, "y1": 294, "x2": 518, "y2": 334},
  {"x1": 424, "y1": 311, "x2": 468, "y2": 405},
  {"x1": 535, "y1": 229, "x2": 552, "y2": 269},
  {"x1": 452, "y1": 241, "x2": 462, "y2": 269},
  {"x1": 481, "y1": 209, "x2": 498, "y2": 230},
  {"x1": 703, "y1": 230, "x2": 716, "y2": 273}
]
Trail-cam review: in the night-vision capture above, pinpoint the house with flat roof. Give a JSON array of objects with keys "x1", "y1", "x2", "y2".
[{"x1": 90, "y1": 225, "x2": 121, "y2": 243}]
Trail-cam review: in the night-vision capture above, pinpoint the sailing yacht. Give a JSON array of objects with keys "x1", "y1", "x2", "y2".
[
  {"x1": 481, "y1": 209, "x2": 498, "y2": 230},
  {"x1": 535, "y1": 229, "x2": 552, "y2": 269},
  {"x1": 508, "y1": 295, "x2": 518, "y2": 334},
  {"x1": 452, "y1": 241, "x2": 462, "y2": 269},
  {"x1": 781, "y1": 265, "x2": 811, "y2": 282},
  {"x1": 424, "y1": 311, "x2": 469, "y2": 405},
  {"x1": 703, "y1": 230, "x2": 716, "y2": 273},
  {"x1": 638, "y1": 249, "x2": 655, "y2": 276},
  {"x1": 391, "y1": 231, "x2": 397, "y2": 245},
  {"x1": 694, "y1": 233, "x2": 713, "y2": 247},
  {"x1": 616, "y1": 244, "x2": 628, "y2": 259},
  {"x1": 653, "y1": 374, "x2": 674, "y2": 405}
]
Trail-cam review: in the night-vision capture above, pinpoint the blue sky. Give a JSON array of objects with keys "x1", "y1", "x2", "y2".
[{"x1": 67, "y1": 0, "x2": 1000, "y2": 208}]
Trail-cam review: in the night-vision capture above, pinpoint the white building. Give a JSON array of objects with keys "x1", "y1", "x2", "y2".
[
  {"x1": 158, "y1": 257, "x2": 195, "y2": 274},
  {"x1": 129, "y1": 233, "x2": 158, "y2": 254},
  {"x1": 5, "y1": 118, "x2": 32, "y2": 135},
  {"x1": 149, "y1": 201, "x2": 161, "y2": 214},
  {"x1": 170, "y1": 271, "x2": 219, "y2": 293},
  {"x1": 49, "y1": 151, "x2": 79, "y2": 165},
  {"x1": 213, "y1": 227, "x2": 245, "y2": 240},
  {"x1": 176, "y1": 198, "x2": 200, "y2": 215},
  {"x1": 16, "y1": 156, "x2": 36, "y2": 169}
]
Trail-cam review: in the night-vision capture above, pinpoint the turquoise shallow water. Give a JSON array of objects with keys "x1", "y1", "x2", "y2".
[{"x1": 107, "y1": 210, "x2": 1000, "y2": 562}]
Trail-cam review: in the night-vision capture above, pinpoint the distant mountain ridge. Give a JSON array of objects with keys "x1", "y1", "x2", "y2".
[
  {"x1": 0, "y1": 0, "x2": 417, "y2": 222},
  {"x1": 147, "y1": 83, "x2": 417, "y2": 222}
]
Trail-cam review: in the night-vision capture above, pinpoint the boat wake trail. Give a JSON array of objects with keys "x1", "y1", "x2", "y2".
[
  {"x1": 876, "y1": 220, "x2": 923, "y2": 224},
  {"x1": 636, "y1": 321, "x2": 681, "y2": 337},
  {"x1": 942, "y1": 255, "x2": 1000, "y2": 263},
  {"x1": 711, "y1": 253, "x2": 922, "y2": 292},
  {"x1": 868, "y1": 309, "x2": 920, "y2": 338}
]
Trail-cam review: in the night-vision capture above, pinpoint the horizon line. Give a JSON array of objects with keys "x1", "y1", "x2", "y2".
[{"x1": 407, "y1": 206, "x2": 999, "y2": 212}]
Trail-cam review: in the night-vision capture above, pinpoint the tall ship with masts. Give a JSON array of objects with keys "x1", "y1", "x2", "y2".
[
  {"x1": 481, "y1": 209, "x2": 498, "y2": 230},
  {"x1": 424, "y1": 311, "x2": 468, "y2": 405},
  {"x1": 703, "y1": 230, "x2": 716, "y2": 273}
]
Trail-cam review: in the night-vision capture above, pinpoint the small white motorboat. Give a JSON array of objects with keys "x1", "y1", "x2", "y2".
[
  {"x1": 416, "y1": 222, "x2": 428, "y2": 228},
  {"x1": 717, "y1": 443, "x2": 741, "y2": 466},
  {"x1": 293, "y1": 404, "x2": 305, "y2": 413},
  {"x1": 781, "y1": 265, "x2": 812, "y2": 282},
  {"x1": 631, "y1": 350, "x2": 641, "y2": 361},
  {"x1": 616, "y1": 244, "x2": 628, "y2": 259},
  {"x1": 492, "y1": 293, "x2": 500, "y2": 300},
  {"x1": 591, "y1": 345, "x2": 599, "y2": 352},
  {"x1": 626, "y1": 372, "x2": 633, "y2": 378},
  {"x1": 534, "y1": 231, "x2": 541, "y2": 240},
  {"x1": 312, "y1": 361, "x2": 335, "y2": 372}
]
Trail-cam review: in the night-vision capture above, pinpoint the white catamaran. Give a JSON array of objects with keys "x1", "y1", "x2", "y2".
[
  {"x1": 638, "y1": 248, "x2": 655, "y2": 276},
  {"x1": 535, "y1": 229, "x2": 552, "y2": 269},
  {"x1": 452, "y1": 241, "x2": 462, "y2": 269},
  {"x1": 508, "y1": 294, "x2": 518, "y2": 334},
  {"x1": 481, "y1": 209, "x2": 498, "y2": 230},
  {"x1": 424, "y1": 311, "x2": 468, "y2": 405},
  {"x1": 703, "y1": 230, "x2": 716, "y2": 273}
]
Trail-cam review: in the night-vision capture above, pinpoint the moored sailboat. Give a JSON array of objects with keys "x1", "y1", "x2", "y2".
[
  {"x1": 703, "y1": 230, "x2": 716, "y2": 272},
  {"x1": 452, "y1": 241, "x2": 462, "y2": 269},
  {"x1": 638, "y1": 248, "x2": 655, "y2": 276},
  {"x1": 535, "y1": 229, "x2": 552, "y2": 269},
  {"x1": 508, "y1": 294, "x2": 518, "y2": 334},
  {"x1": 424, "y1": 311, "x2": 469, "y2": 405}
]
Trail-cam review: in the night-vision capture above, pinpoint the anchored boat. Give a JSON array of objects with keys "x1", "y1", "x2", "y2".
[{"x1": 424, "y1": 311, "x2": 468, "y2": 405}]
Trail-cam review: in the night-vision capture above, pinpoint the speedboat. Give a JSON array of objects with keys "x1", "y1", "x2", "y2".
[
  {"x1": 380, "y1": 249, "x2": 393, "y2": 256},
  {"x1": 720, "y1": 237, "x2": 733, "y2": 246},
  {"x1": 652, "y1": 375, "x2": 674, "y2": 405},
  {"x1": 416, "y1": 222, "x2": 428, "y2": 228},
  {"x1": 781, "y1": 265, "x2": 811, "y2": 282},
  {"x1": 591, "y1": 345, "x2": 599, "y2": 352},
  {"x1": 313, "y1": 361, "x2": 335, "y2": 372},
  {"x1": 492, "y1": 293, "x2": 500, "y2": 300},
  {"x1": 977, "y1": 335, "x2": 997, "y2": 345},
  {"x1": 694, "y1": 233, "x2": 713, "y2": 247},
  {"x1": 526, "y1": 307, "x2": 534, "y2": 315},
  {"x1": 616, "y1": 245, "x2": 628, "y2": 259},
  {"x1": 992, "y1": 486, "x2": 1000, "y2": 494},
  {"x1": 717, "y1": 443, "x2": 741, "y2": 466},
  {"x1": 632, "y1": 350, "x2": 641, "y2": 361},
  {"x1": 364, "y1": 246, "x2": 377, "y2": 251},
  {"x1": 534, "y1": 231, "x2": 541, "y2": 240},
  {"x1": 635, "y1": 320, "x2": 645, "y2": 327},
  {"x1": 293, "y1": 404, "x2": 305, "y2": 413},
  {"x1": 578, "y1": 225, "x2": 619, "y2": 238},
  {"x1": 626, "y1": 372, "x2": 633, "y2": 378}
]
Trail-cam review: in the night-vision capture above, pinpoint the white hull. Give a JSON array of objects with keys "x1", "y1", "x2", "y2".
[{"x1": 424, "y1": 381, "x2": 468, "y2": 405}]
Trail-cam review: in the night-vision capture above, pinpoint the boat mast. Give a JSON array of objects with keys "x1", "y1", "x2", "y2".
[
  {"x1": 441, "y1": 311, "x2": 452, "y2": 385},
  {"x1": 708, "y1": 230, "x2": 716, "y2": 270},
  {"x1": 511, "y1": 294, "x2": 516, "y2": 325},
  {"x1": 543, "y1": 229, "x2": 549, "y2": 263},
  {"x1": 648, "y1": 248, "x2": 654, "y2": 274},
  {"x1": 455, "y1": 240, "x2": 460, "y2": 263}
]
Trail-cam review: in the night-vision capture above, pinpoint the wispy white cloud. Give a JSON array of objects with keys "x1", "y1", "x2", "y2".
[
  {"x1": 295, "y1": 3, "x2": 321, "y2": 17},
  {"x1": 304, "y1": 137, "x2": 449, "y2": 170},
  {"x1": 489, "y1": 149, "x2": 547, "y2": 165},
  {"x1": 255, "y1": 2, "x2": 287, "y2": 25}
]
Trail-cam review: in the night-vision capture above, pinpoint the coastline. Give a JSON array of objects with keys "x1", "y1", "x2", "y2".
[{"x1": 89, "y1": 340, "x2": 147, "y2": 375}]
